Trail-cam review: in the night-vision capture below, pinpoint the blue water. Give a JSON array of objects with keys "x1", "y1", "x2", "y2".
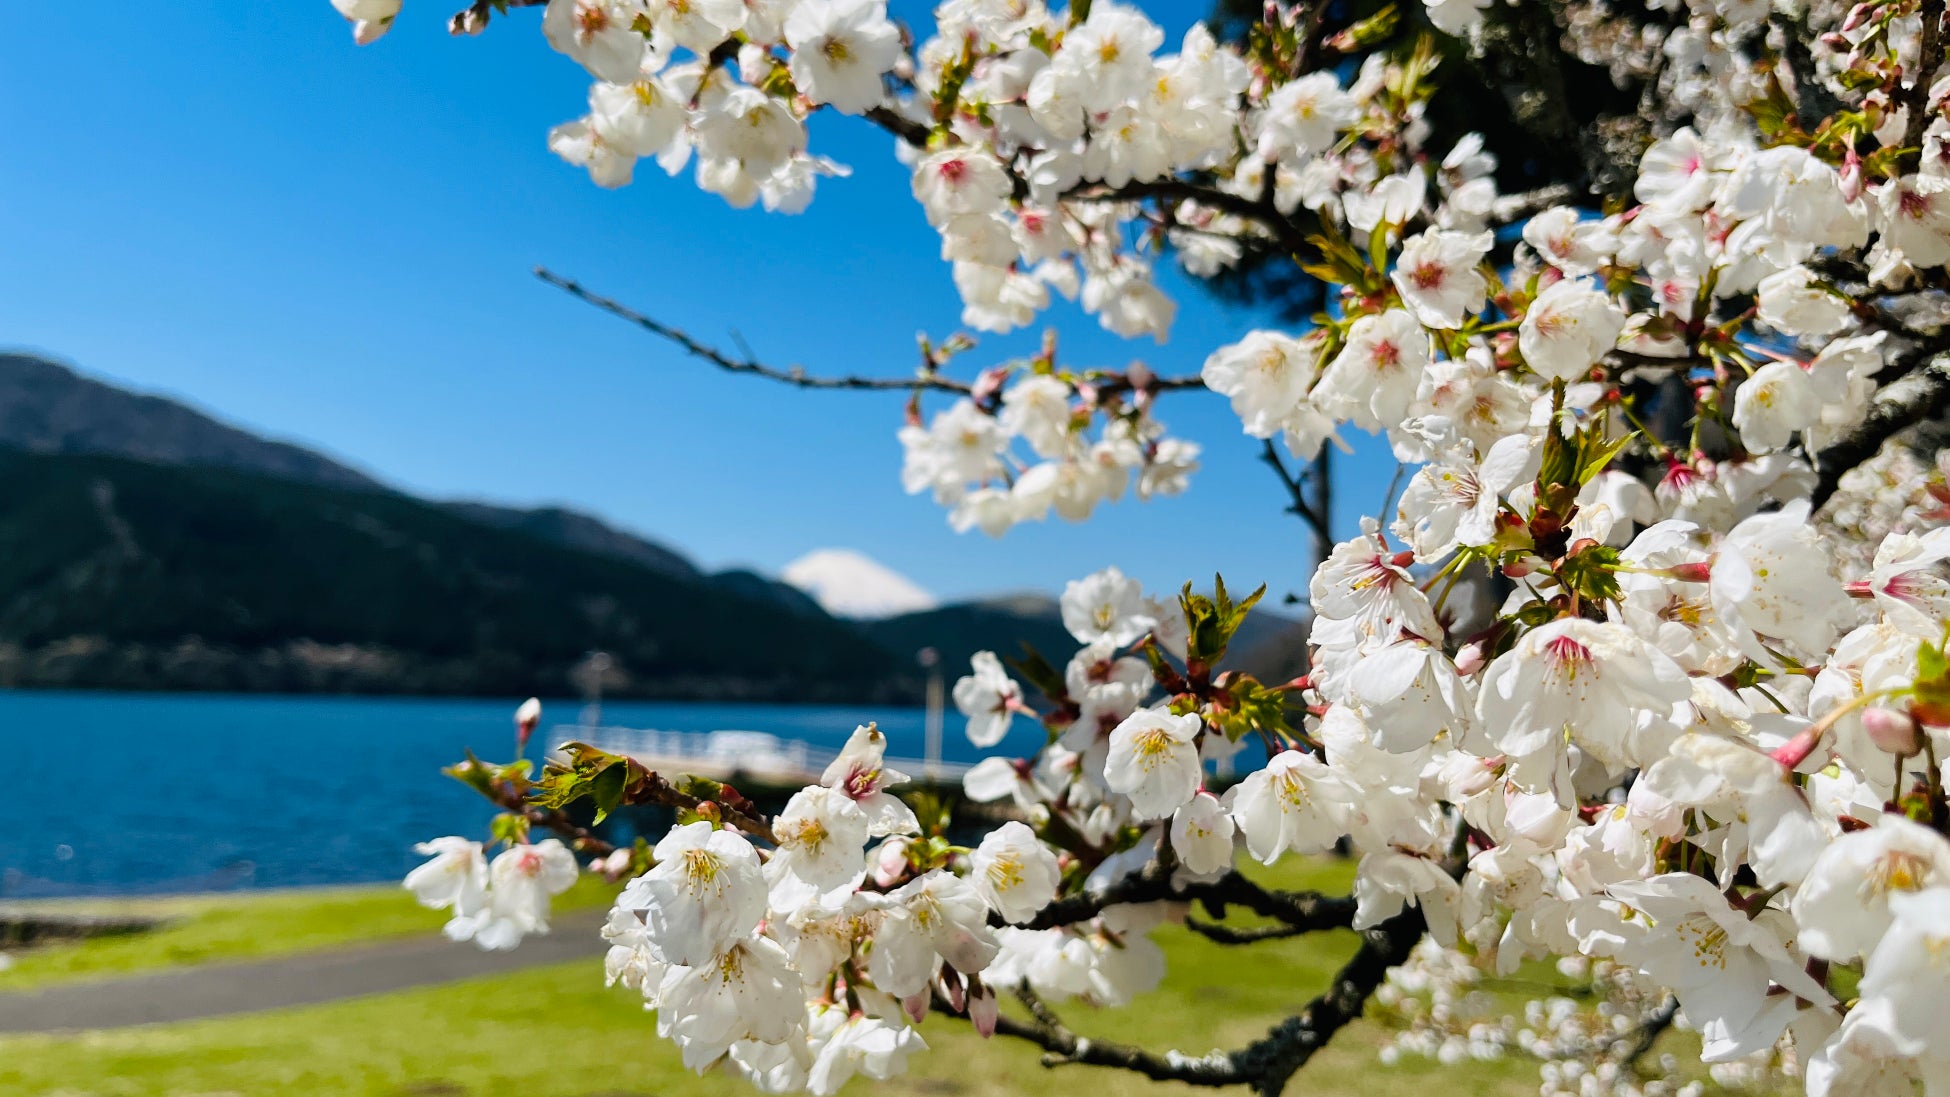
[{"x1": 4, "y1": 692, "x2": 1053, "y2": 899}]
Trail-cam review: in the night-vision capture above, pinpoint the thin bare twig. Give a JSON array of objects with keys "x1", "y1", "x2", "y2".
[
  {"x1": 1258, "y1": 439, "x2": 1334, "y2": 555},
  {"x1": 535, "y1": 267, "x2": 974, "y2": 394},
  {"x1": 447, "y1": 0, "x2": 545, "y2": 35},
  {"x1": 537, "y1": 267, "x2": 1206, "y2": 396}
]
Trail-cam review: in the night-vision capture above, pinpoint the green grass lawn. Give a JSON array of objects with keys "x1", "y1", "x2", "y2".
[
  {"x1": 0, "y1": 861, "x2": 1714, "y2": 1097},
  {"x1": 0, "y1": 875, "x2": 617, "y2": 992}
]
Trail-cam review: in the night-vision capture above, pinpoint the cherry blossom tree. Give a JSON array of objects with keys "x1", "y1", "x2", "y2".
[{"x1": 344, "y1": 0, "x2": 1950, "y2": 1092}]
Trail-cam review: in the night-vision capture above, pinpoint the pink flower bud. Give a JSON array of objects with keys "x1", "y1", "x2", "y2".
[
  {"x1": 1839, "y1": 148, "x2": 1865, "y2": 203},
  {"x1": 940, "y1": 967, "x2": 966, "y2": 1012},
  {"x1": 972, "y1": 368, "x2": 1008, "y2": 404},
  {"x1": 872, "y1": 837, "x2": 910, "y2": 888},
  {"x1": 1662, "y1": 561, "x2": 1714, "y2": 583},
  {"x1": 969, "y1": 985, "x2": 999, "y2": 1038},
  {"x1": 1454, "y1": 642, "x2": 1487, "y2": 677},
  {"x1": 1770, "y1": 725, "x2": 1823, "y2": 770},
  {"x1": 903, "y1": 990, "x2": 930, "y2": 1025},
  {"x1": 515, "y1": 696, "x2": 542, "y2": 750},
  {"x1": 1863, "y1": 706, "x2": 1923, "y2": 758}
]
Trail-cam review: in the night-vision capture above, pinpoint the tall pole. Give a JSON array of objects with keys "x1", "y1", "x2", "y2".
[{"x1": 919, "y1": 647, "x2": 943, "y2": 783}]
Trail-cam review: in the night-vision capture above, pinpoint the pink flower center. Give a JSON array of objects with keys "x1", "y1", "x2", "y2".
[
  {"x1": 1409, "y1": 262, "x2": 1446, "y2": 290},
  {"x1": 843, "y1": 766, "x2": 882, "y2": 800},
  {"x1": 1544, "y1": 634, "x2": 1594, "y2": 677}
]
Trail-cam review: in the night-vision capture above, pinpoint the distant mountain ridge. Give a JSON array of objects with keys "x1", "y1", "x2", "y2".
[
  {"x1": 0, "y1": 353, "x2": 383, "y2": 491},
  {"x1": 0, "y1": 353, "x2": 756, "y2": 591},
  {"x1": 0, "y1": 448, "x2": 903, "y2": 700},
  {"x1": 0, "y1": 351, "x2": 1309, "y2": 700}
]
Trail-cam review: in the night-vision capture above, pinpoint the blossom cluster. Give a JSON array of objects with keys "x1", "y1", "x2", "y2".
[
  {"x1": 898, "y1": 366, "x2": 1199, "y2": 535},
  {"x1": 364, "y1": 0, "x2": 1950, "y2": 1091}
]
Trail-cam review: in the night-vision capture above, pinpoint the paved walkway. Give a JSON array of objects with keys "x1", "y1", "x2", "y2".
[{"x1": 0, "y1": 907, "x2": 609, "y2": 1034}]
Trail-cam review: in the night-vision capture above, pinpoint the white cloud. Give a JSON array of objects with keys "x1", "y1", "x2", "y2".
[{"x1": 782, "y1": 548, "x2": 938, "y2": 619}]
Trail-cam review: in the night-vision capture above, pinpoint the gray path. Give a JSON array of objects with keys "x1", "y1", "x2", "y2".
[{"x1": 0, "y1": 907, "x2": 609, "y2": 1034}]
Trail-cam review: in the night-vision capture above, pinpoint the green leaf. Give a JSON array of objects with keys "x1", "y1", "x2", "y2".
[
  {"x1": 1344, "y1": 3, "x2": 1400, "y2": 48},
  {"x1": 1005, "y1": 646, "x2": 1069, "y2": 703},
  {"x1": 1554, "y1": 543, "x2": 1623, "y2": 606},
  {"x1": 1578, "y1": 430, "x2": 1638, "y2": 485},
  {"x1": 1181, "y1": 574, "x2": 1268, "y2": 667},
  {"x1": 1912, "y1": 635, "x2": 1950, "y2": 725},
  {"x1": 489, "y1": 812, "x2": 530, "y2": 847},
  {"x1": 444, "y1": 750, "x2": 496, "y2": 797},
  {"x1": 589, "y1": 760, "x2": 629, "y2": 824}
]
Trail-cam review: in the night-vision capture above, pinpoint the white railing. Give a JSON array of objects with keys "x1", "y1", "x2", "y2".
[{"x1": 553, "y1": 725, "x2": 972, "y2": 785}]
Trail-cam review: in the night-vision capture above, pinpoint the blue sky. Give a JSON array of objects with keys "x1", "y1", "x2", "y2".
[{"x1": 0, "y1": 2, "x2": 1396, "y2": 605}]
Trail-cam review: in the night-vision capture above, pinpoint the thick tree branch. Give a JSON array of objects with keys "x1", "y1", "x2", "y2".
[
  {"x1": 1811, "y1": 351, "x2": 1950, "y2": 509},
  {"x1": 1899, "y1": 0, "x2": 1948, "y2": 173},
  {"x1": 1183, "y1": 918, "x2": 1314, "y2": 944},
  {"x1": 1067, "y1": 178, "x2": 1318, "y2": 259},
  {"x1": 968, "y1": 991, "x2": 1254, "y2": 1086},
  {"x1": 1489, "y1": 183, "x2": 1581, "y2": 224},
  {"x1": 1227, "y1": 906, "x2": 1429, "y2": 1096},
  {"x1": 938, "y1": 902, "x2": 1426, "y2": 1094},
  {"x1": 1615, "y1": 996, "x2": 1679, "y2": 1068},
  {"x1": 1019, "y1": 859, "x2": 1356, "y2": 932},
  {"x1": 865, "y1": 105, "x2": 932, "y2": 148}
]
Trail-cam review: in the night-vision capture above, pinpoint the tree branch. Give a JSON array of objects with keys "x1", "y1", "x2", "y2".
[
  {"x1": 535, "y1": 267, "x2": 974, "y2": 393},
  {"x1": 969, "y1": 991, "x2": 1254, "y2": 1086},
  {"x1": 1489, "y1": 183, "x2": 1581, "y2": 224},
  {"x1": 1615, "y1": 996, "x2": 1679, "y2": 1069},
  {"x1": 478, "y1": 778, "x2": 621, "y2": 858},
  {"x1": 1183, "y1": 918, "x2": 1314, "y2": 944},
  {"x1": 1810, "y1": 350, "x2": 1950, "y2": 510},
  {"x1": 1066, "y1": 178, "x2": 1318, "y2": 259},
  {"x1": 865, "y1": 106, "x2": 932, "y2": 149},
  {"x1": 537, "y1": 267, "x2": 1205, "y2": 396},
  {"x1": 937, "y1": 902, "x2": 1426, "y2": 1094},
  {"x1": 1227, "y1": 906, "x2": 1429, "y2": 1096},
  {"x1": 447, "y1": 0, "x2": 546, "y2": 35},
  {"x1": 1018, "y1": 859, "x2": 1356, "y2": 932},
  {"x1": 1258, "y1": 439, "x2": 1333, "y2": 552},
  {"x1": 1899, "y1": 0, "x2": 1948, "y2": 173}
]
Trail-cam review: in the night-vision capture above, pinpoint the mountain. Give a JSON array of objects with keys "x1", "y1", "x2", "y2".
[
  {"x1": 0, "y1": 353, "x2": 383, "y2": 491},
  {"x1": 860, "y1": 594, "x2": 1076, "y2": 673},
  {"x1": 864, "y1": 591, "x2": 1309, "y2": 683},
  {"x1": 0, "y1": 353, "x2": 719, "y2": 585},
  {"x1": 0, "y1": 350, "x2": 1311, "y2": 701},
  {"x1": 440, "y1": 501, "x2": 699, "y2": 582},
  {"x1": 0, "y1": 448, "x2": 907, "y2": 701},
  {"x1": 783, "y1": 549, "x2": 938, "y2": 619}
]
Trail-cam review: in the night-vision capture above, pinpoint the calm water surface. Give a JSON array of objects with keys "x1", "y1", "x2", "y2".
[{"x1": 6, "y1": 691, "x2": 1054, "y2": 899}]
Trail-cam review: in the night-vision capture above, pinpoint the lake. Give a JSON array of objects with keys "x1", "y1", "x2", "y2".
[{"x1": 4, "y1": 691, "x2": 1056, "y2": 899}]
